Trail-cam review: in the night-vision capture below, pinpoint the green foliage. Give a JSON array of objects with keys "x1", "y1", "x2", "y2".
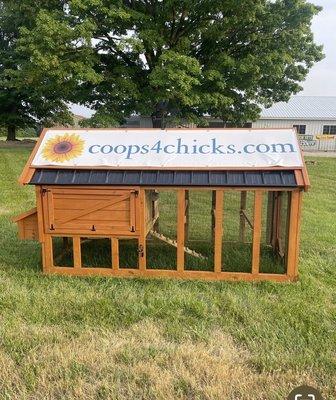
[
  {"x1": 15, "y1": 0, "x2": 323, "y2": 127},
  {"x1": 0, "y1": 1, "x2": 72, "y2": 139},
  {"x1": 0, "y1": 1, "x2": 100, "y2": 139},
  {"x1": 0, "y1": 0, "x2": 324, "y2": 131}
]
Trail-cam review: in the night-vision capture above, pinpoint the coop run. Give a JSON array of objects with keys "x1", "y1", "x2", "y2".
[{"x1": 14, "y1": 128, "x2": 309, "y2": 282}]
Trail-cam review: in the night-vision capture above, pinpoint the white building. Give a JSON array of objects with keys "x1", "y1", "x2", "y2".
[
  {"x1": 124, "y1": 96, "x2": 336, "y2": 150},
  {"x1": 253, "y1": 96, "x2": 336, "y2": 136}
]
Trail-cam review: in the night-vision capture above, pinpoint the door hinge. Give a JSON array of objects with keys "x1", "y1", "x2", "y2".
[
  {"x1": 138, "y1": 244, "x2": 144, "y2": 257},
  {"x1": 41, "y1": 188, "x2": 50, "y2": 196},
  {"x1": 132, "y1": 190, "x2": 139, "y2": 198}
]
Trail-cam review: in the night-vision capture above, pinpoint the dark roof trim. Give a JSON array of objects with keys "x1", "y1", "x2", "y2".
[{"x1": 29, "y1": 169, "x2": 298, "y2": 187}]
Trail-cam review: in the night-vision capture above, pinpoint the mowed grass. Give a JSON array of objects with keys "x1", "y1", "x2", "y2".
[{"x1": 0, "y1": 148, "x2": 336, "y2": 400}]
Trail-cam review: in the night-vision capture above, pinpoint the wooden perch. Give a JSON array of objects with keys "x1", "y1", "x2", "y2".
[{"x1": 149, "y1": 230, "x2": 208, "y2": 261}]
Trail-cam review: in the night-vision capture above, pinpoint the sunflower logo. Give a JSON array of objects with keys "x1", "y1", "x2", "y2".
[{"x1": 42, "y1": 133, "x2": 85, "y2": 163}]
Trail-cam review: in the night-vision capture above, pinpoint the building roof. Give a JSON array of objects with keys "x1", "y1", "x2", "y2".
[
  {"x1": 30, "y1": 169, "x2": 298, "y2": 188},
  {"x1": 260, "y1": 96, "x2": 336, "y2": 120}
]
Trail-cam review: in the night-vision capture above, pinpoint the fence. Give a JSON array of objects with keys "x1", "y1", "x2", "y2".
[{"x1": 299, "y1": 135, "x2": 336, "y2": 152}]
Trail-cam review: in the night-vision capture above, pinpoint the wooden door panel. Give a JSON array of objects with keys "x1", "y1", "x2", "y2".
[{"x1": 42, "y1": 187, "x2": 138, "y2": 235}]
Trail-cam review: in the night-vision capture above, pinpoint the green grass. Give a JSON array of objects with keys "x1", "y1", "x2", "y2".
[{"x1": 0, "y1": 147, "x2": 336, "y2": 399}]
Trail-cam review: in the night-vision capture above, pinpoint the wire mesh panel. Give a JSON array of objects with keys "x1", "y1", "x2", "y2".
[
  {"x1": 119, "y1": 239, "x2": 139, "y2": 269},
  {"x1": 80, "y1": 238, "x2": 112, "y2": 268},
  {"x1": 259, "y1": 192, "x2": 290, "y2": 274},
  {"x1": 221, "y1": 191, "x2": 254, "y2": 272},
  {"x1": 52, "y1": 237, "x2": 74, "y2": 267},
  {"x1": 145, "y1": 190, "x2": 177, "y2": 270},
  {"x1": 184, "y1": 190, "x2": 214, "y2": 271}
]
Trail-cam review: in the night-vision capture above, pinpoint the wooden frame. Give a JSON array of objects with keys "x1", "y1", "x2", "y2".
[{"x1": 29, "y1": 186, "x2": 304, "y2": 282}]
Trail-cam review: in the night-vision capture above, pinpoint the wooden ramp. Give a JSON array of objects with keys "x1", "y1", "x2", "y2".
[{"x1": 149, "y1": 230, "x2": 208, "y2": 261}]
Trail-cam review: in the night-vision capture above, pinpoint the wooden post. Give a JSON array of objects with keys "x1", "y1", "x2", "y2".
[
  {"x1": 214, "y1": 190, "x2": 224, "y2": 273},
  {"x1": 252, "y1": 191, "x2": 263, "y2": 275},
  {"x1": 73, "y1": 237, "x2": 82, "y2": 270},
  {"x1": 139, "y1": 189, "x2": 147, "y2": 271},
  {"x1": 43, "y1": 236, "x2": 53, "y2": 273},
  {"x1": 184, "y1": 190, "x2": 190, "y2": 242},
  {"x1": 177, "y1": 189, "x2": 186, "y2": 272},
  {"x1": 211, "y1": 191, "x2": 216, "y2": 243},
  {"x1": 35, "y1": 186, "x2": 48, "y2": 272},
  {"x1": 239, "y1": 191, "x2": 247, "y2": 242},
  {"x1": 286, "y1": 190, "x2": 302, "y2": 280},
  {"x1": 111, "y1": 238, "x2": 119, "y2": 270}
]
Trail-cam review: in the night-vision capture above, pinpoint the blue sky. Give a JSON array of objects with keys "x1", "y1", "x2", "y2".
[
  {"x1": 302, "y1": 0, "x2": 336, "y2": 95},
  {"x1": 71, "y1": 0, "x2": 335, "y2": 117}
]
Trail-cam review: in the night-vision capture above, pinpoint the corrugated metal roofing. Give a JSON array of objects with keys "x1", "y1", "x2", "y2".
[
  {"x1": 260, "y1": 96, "x2": 336, "y2": 120},
  {"x1": 29, "y1": 169, "x2": 298, "y2": 187}
]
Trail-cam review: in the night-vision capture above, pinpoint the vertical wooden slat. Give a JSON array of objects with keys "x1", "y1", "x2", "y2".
[
  {"x1": 46, "y1": 189, "x2": 55, "y2": 229},
  {"x1": 214, "y1": 190, "x2": 224, "y2": 273},
  {"x1": 177, "y1": 189, "x2": 186, "y2": 272},
  {"x1": 294, "y1": 191, "x2": 303, "y2": 278},
  {"x1": 73, "y1": 236, "x2": 82, "y2": 270},
  {"x1": 139, "y1": 189, "x2": 146, "y2": 271},
  {"x1": 111, "y1": 238, "x2": 119, "y2": 270},
  {"x1": 35, "y1": 186, "x2": 49, "y2": 273},
  {"x1": 211, "y1": 191, "x2": 216, "y2": 243},
  {"x1": 184, "y1": 190, "x2": 190, "y2": 242},
  {"x1": 252, "y1": 191, "x2": 263, "y2": 275},
  {"x1": 43, "y1": 236, "x2": 53, "y2": 273},
  {"x1": 284, "y1": 192, "x2": 291, "y2": 266},
  {"x1": 130, "y1": 191, "x2": 136, "y2": 232},
  {"x1": 286, "y1": 190, "x2": 302, "y2": 279},
  {"x1": 35, "y1": 187, "x2": 45, "y2": 243},
  {"x1": 239, "y1": 191, "x2": 247, "y2": 242}
]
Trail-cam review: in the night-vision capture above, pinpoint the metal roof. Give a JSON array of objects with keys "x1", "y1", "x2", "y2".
[
  {"x1": 260, "y1": 96, "x2": 336, "y2": 120},
  {"x1": 30, "y1": 169, "x2": 298, "y2": 187}
]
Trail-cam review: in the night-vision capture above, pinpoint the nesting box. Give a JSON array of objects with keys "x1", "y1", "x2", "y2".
[{"x1": 15, "y1": 128, "x2": 309, "y2": 281}]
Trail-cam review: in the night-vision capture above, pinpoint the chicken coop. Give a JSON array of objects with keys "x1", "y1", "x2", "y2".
[{"x1": 14, "y1": 128, "x2": 309, "y2": 282}]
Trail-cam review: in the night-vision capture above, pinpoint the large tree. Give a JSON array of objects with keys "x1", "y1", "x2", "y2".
[
  {"x1": 17, "y1": 0, "x2": 323, "y2": 128},
  {"x1": 0, "y1": 0, "x2": 97, "y2": 140}
]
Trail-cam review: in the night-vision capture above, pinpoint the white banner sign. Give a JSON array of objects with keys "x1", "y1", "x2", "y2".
[{"x1": 32, "y1": 129, "x2": 303, "y2": 168}]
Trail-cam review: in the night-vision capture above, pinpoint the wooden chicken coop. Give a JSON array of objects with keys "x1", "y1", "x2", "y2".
[{"x1": 14, "y1": 128, "x2": 309, "y2": 282}]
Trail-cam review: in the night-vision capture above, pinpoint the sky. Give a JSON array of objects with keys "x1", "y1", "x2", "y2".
[
  {"x1": 301, "y1": 0, "x2": 336, "y2": 95},
  {"x1": 71, "y1": 0, "x2": 336, "y2": 117}
]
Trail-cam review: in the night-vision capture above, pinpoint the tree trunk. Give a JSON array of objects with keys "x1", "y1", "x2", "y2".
[
  {"x1": 6, "y1": 125, "x2": 17, "y2": 141},
  {"x1": 151, "y1": 101, "x2": 168, "y2": 129}
]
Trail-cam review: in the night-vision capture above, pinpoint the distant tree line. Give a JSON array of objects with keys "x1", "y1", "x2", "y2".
[{"x1": 0, "y1": 0, "x2": 323, "y2": 140}]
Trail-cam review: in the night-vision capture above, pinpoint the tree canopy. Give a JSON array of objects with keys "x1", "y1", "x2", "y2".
[
  {"x1": 2, "y1": 0, "x2": 324, "y2": 132},
  {"x1": 0, "y1": 0, "x2": 96, "y2": 140}
]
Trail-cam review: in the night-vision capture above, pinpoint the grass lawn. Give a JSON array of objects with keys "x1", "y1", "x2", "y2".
[{"x1": 0, "y1": 147, "x2": 335, "y2": 399}]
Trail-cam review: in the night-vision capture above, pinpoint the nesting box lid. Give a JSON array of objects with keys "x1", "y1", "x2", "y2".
[{"x1": 19, "y1": 128, "x2": 309, "y2": 189}]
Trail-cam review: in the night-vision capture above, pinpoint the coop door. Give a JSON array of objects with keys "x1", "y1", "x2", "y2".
[{"x1": 42, "y1": 187, "x2": 138, "y2": 235}]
